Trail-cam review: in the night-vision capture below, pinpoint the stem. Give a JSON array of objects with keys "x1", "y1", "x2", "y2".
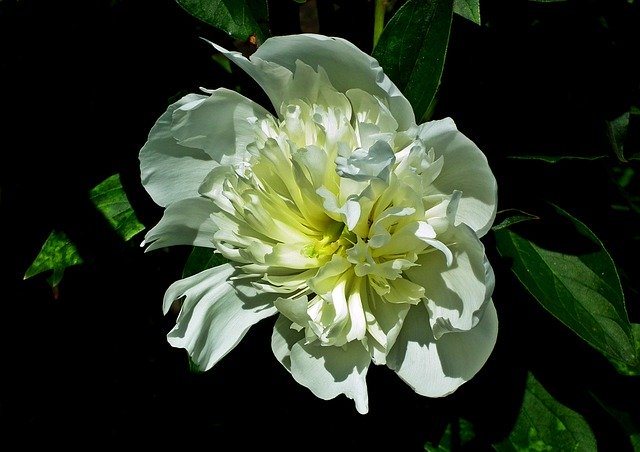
[{"x1": 373, "y1": 0, "x2": 387, "y2": 49}]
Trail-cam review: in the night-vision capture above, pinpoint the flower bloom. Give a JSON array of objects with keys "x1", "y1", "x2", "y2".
[{"x1": 139, "y1": 34, "x2": 498, "y2": 414}]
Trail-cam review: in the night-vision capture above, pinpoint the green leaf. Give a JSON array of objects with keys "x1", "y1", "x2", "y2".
[
  {"x1": 493, "y1": 372, "x2": 597, "y2": 451},
  {"x1": 508, "y1": 155, "x2": 607, "y2": 163},
  {"x1": 24, "y1": 173, "x2": 144, "y2": 290},
  {"x1": 424, "y1": 418, "x2": 476, "y2": 451},
  {"x1": 492, "y1": 210, "x2": 539, "y2": 232},
  {"x1": 24, "y1": 230, "x2": 83, "y2": 289},
  {"x1": 89, "y1": 173, "x2": 145, "y2": 242},
  {"x1": 175, "y1": 0, "x2": 269, "y2": 44},
  {"x1": 453, "y1": 0, "x2": 480, "y2": 25},
  {"x1": 590, "y1": 379, "x2": 640, "y2": 451},
  {"x1": 495, "y1": 204, "x2": 639, "y2": 375},
  {"x1": 607, "y1": 111, "x2": 631, "y2": 162},
  {"x1": 372, "y1": 0, "x2": 454, "y2": 122},
  {"x1": 182, "y1": 246, "x2": 229, "y2": 278}
]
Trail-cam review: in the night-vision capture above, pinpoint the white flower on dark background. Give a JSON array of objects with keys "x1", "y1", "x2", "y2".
[{"x1": 139, "y1": 33, "x2": 498, "y2": 414}]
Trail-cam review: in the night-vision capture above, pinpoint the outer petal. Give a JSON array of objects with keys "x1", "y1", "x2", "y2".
[
  {"x1": 418, "y1": 118, "x2": 497, "y2": 237},
  {"x1": 164, "y1": 263, "x2": 278, "y2": 371},
  {"x1": 272, "y1": 315, "x2": 371, "y2": 413},
  {"x1": 139, "y1": 93, "x2": 213, "y2": 207},
  {"x1": 139, "y1": 89, "x2": 270, "y2": 207},
  {"x1": 171, "y1": 87, "x2": 270, "y2": 165},
  {"x1": 271, "y1": 313, "x2": 305, "y2": 370},
  {"x1": 285, "y1": 332, "x2": 371, "y2": 414},
  {"x1": 142, "y1": 197, "x2": 217, "y2": 252},
  {"x1": 387, "y1": 300, "x2": 498, "y2": 397},
  {"x1": 405, "y1": 223, "x2": 493, "y2": 339},
  {"x1": 208, "y1": 34, "x2": 416, "y2": 131}
]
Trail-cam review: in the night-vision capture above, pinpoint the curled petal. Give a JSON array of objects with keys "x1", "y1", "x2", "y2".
[
  {"x1": 164, "y1": 264, "x2": 278, "y2": 371},
  {"x1": 171, "y1": 88, "x2": 270, "y2": 165},
  {"x1": 290, "y1": 334, "x2": 371, "y2": 414},
  {"x1": 405, "y1": 223, "x2": 493, "y2": 339},
  {"x1": 208, "y1": 34, "x2": 416, "y2": 131},
  {"x1": 142, "y1": 197, "x2": 217, "y2": 252},
  {"x1": 139, "y1": 93, "x2": 213, "y2": 207},
  {"x1": 140, "y1": 89, "x2": 271, "y2": 207},
  {"x1": 418, "y1": 118, "x2": 497, "y2": 237},
  {"x1": 387, "y1": 300, "x2": 498, "y2": 397}
]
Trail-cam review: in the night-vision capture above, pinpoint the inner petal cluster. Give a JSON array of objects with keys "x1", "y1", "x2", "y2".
[{"x1": 200, "y1": 87, "x2": 456, "y2": 355}]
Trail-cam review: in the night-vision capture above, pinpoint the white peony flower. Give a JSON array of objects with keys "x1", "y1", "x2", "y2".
[{"x1": 139, "y1": 33, "x2": 498, "y2": 414}]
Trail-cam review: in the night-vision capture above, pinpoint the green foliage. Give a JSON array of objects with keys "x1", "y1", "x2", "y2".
[
  {"x1": 453, "y1": 0, "x2": 480, "y2": 25},
  {"x1": 492, "y1": 211, "x2": 539, "y2": 231},
  {"x1": 493, "y1": 372, "x2": 597, "y2": 451},
  {"x1": 607, "y1": 106, "x2": 640, "y2": 162},
  {"x1": 508, "y1": 155, "x2": 608, "y2": 163},
  {"x1": 175, "y1": 0, "x2": 269, "y2": 44},
  {"x1": 495, "y1": 204, "x2": 639, "y2": 375},
  {"x1": 424, "y1": 418, "x2": 476, "y2": 451},
  {"x1": 89, "y1": 173, "x2": 145, "y2": 242},
  {"x1": 24, "y1": 173, "x2": 144, "y2": 288},
  {"x1": 23, "y1": 230, "x2": 83, "y2": 288},
  {"x1": 182, "y1": 246, "x2": 229, "y2": 278},
  {"x1": 373, "y1": 0, "x2": 454, "y2": 122}
]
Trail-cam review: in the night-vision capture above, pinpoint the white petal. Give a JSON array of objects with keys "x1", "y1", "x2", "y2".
[
  {"x1": 139, "y1": 93, "x2": 215, "y2": 207},
  {"x1": 171, "y1": 88, "x2": 270, "y2": 165},
  {"x1": 209, "y1": 34, "x2": 416, "y2": 131},
  {"x1": 290, "y1": 339, "x2": 370, "y2": 414},
  {"x1": 163, "y1": 263, "x2": 278, "y2": 371},
  {"x1": 405, "y1": 223, "x2": 493, "y2": 338},
  {"x1": 274, "y1": 296, "x2": 312, "y2": 328},
  {"x1": 316, "y1": 186, "x2": 361, "y2": 230},
  {"x1": 387, "y1": 300, "x2": 498, "y2": 397},
  {"x1": 142, "y1": 197, "x2": 217, "y2": 252},
  {"x1": 418, "y1": 118, "x2": 497, "y2": 237},
  {"x1": 271, "y1": 314, "x2": 305, "y2": 371},
  {"x1": 335, "y1": 140, "x2": 396, "y2": 182},
  {"x1": 206, "y1": 40, "x2": 293, "y2": 114}
]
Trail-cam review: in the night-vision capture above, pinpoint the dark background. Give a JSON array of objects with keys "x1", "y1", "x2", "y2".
[{"x1": 1, "y1": 0, "x2": 638, "y2": 449}]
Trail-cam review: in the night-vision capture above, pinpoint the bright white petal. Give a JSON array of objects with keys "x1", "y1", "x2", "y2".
[
  {"x1": 387, "y1": 300, "x2": 498, "y2": 397},
  {"x1": 405, "y1": 223, "x2": 493, "y2": 338},
  {"x1": 335, "y1": 140, "x2": 396, "y2": 182},
  {"x1": 171, "y1": 88, "x2": 270, "y2": 165},
  {"x1": 418, "y1": 118, "x2": 497, "y2": 237},
  {"x1": 290, "y1": 339, "x2": 371, "y2": 414},
  {"x1": 210, "y1": 34, "x2": 416, "y2": 131},
  {"x1": 163, "y1": 263, "x2": 278, "y2": 371},
  {"x1": 206, "y1": 40, "x2": 293, "y2": 114},
  {"x1": 139, "y1": 93, "x2": 214, "y2": 207},
  {"x1": 142, "y1": 197, "x2": 217, "y2": 252},
  {"x1": 271, "y1": 314, "x2": 305, "y2": 371}
]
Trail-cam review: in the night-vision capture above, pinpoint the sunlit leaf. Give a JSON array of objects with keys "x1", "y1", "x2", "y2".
[
  {"x1": 24, "y1": 230, "x2": 83, "y2": 290},
  {"x1": 495, "y1": 204, "x2": 639, "y2": 375},
  {"x1": 182, "y1": 246, "x2": 229, "y2": 278},
  {"x1": 175, "y1": 0, "x2": 269, "y2": 44},
  {"x1": 24, "y1": 173, "x2": 144, "y2": 291},
  {"x1": 373, "y1": 0, "x2": 454, "y2": 122},
  {"x1": 453, "y1": 0, "x2": 480, "y2": 25},
  {"x1": 493, "y1": 372, "x2": 597, "y2": 451},
  {"x1": 89, "y1": 173, "x2": 145, "y2": 242}
]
